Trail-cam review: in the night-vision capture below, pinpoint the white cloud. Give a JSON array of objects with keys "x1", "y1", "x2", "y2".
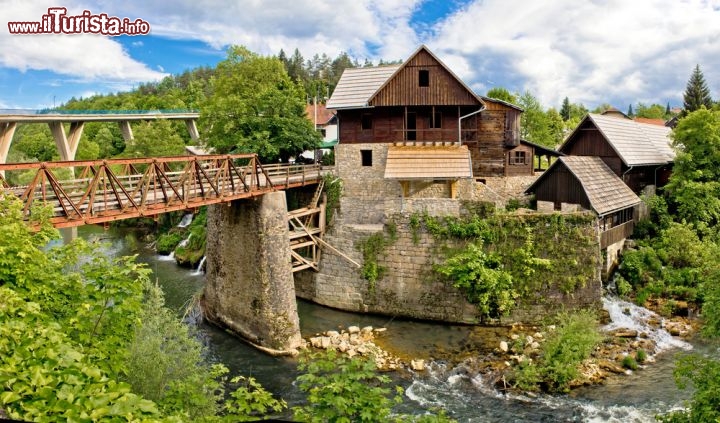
[
  {"x1": 429, "y1": 0, "x2": 720, "y2": 108},
  {"x1": 0, "y1": 0, "x2": 166, "y2": 83}
]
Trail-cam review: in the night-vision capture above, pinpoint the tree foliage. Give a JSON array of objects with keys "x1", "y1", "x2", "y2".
[
  {"x1": 666, "y1": 108, "x2": 720, "y2": 231},
  {"x1": 658, "y1": 355, "x2": 720, "y2": 423},
  {"x1": 293, "y1": 350, "x2": 455, "y2": 423},
  {"x1": 485, "y1": 87, "x2": 517, "y2": 104},
  {"x1": 682, "y1": 64, "x2": 713, "y2": 114},
  {"x1": 0, "y1": 193, "x2": 285, "y2": 421},
  {"x1": 202, "y1": 46, "x2": 321, "y2": 162}
]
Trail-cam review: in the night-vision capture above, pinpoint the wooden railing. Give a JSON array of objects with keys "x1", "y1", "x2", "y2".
[
  {"x1": 600, "y1": 220, "x2": 635, "y2": 249},
  {"x1": 0, "y1": 154, "x2": 323, "y2": 228}
]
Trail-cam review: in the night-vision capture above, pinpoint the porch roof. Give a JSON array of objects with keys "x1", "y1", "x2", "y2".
[{"x1": 384, "y1": 145, "x2": 473, "y2": 180}]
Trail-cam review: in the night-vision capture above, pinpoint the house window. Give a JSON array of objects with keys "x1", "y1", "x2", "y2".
[
  {"x1": 361, "y1": 114, "x2": 372, "y2": 130},
  {"x1": 429, "y1": 111, "x2": 442, "y2": 129},
  {"x1": 510, "y1": 151, "x2": 527, "y2": 165},
  {"x1": 419, "y1": 70, "x2": 429, "y2": 87},
  {"x1": 361, "y1": 149, "x2": 372, "y2": 167}
]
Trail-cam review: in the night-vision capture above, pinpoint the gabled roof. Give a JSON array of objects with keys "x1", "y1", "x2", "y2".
[
  {"x1": 520, "y1": 139, "x2": 563, "y2": 157},
  {"x1": 633, "y1": 117, "x2": 666, "y2": 126},
  {"x1": 526, "y1": 156, "x2": 640, "y2": 216},
  {"x1": 327, "y1": 45, "x2": 484, "y2": 109},
  {"x1": 481, "y1": 96, "x2": 524, "y2": 112},
  {"x1": 560, "y1": 113, "x2": 674, "y2": 166},
  {"x1": 384, "y1": 145, "x2": 472, "y2": 180},
  {"x1": 305, "y1": 104, "x2": 336, "y2": 125},
  {"x1": 326, "y1": 65, "x2": 400, "y2": 109}
]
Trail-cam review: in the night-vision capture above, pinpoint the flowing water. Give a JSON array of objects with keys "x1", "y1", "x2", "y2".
[{"x1": 72, "y1": 225, "x2": 719, "y2": 422}]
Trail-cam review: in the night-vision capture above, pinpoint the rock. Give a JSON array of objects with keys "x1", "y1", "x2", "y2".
[
  {"x1": 530, "y1": 342, "x2": 541, "y2": 350},
  {"x1": 325, "y1": 330, "x2": 340, "y2": 337},
  {"x1": 310, "y1": 337, "x2": 322, "y2": 348},
  {"x1": 510, "y1": 334, "x2": 520, "y2": 340},
  {"x1": 410, "y1": 359, "x2": 426, "y2": 371},
  {"x1": 598, "y1": 359, "x2": 625, "y2": 374},
  {"x1": 338, "y1": 340, "x2": 350, "y2": 353},
  {"x1": 608, "y1": 328, "x2": 638, "y2": 338},
  {"x1": 349, "y1": 334, "x2": 361, "y2": 345},
  {"x1": 547, "y1": 325, "x2": 556, "y2": 331},
  {"x1": 374, "y1": 327, "x2": 387, "y2": 333},
  {"x1": 499, "y1": 341, "x2": 509, "y2": 352},
  {"x1": 361, "y1": 326, "x2": 374, "y2": 334},
  {"x1": 348, "y1": 326, "x2": 361, "y2": 334},
  {"x1": 526, "y1": 335, "x2": 534, "y2": 344},
  {"x1": 533, "y1": 332, "x2": 544, "y2": 339},
  {"x1": 347, "y1": 349, "x2": 357, "y2": 358},
  {"x1": 320, "y1": 336, "x2": 331, "y2": 349}
]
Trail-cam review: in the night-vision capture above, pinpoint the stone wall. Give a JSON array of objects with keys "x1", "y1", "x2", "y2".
[{"x1": 301, "y1": 209, "x2": 602, "y2": 325}]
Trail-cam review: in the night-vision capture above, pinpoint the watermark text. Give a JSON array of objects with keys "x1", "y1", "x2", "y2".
[{"x1": 8, "y1": 7, "x2": 150, "y2": 36}]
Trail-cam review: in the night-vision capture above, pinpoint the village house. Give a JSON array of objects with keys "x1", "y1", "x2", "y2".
[
  {"x1": 325, "y1": 45, "x2": 554, "y2": 211},
  {"x1": 525, "y1": 156, "x2": 641, "y2": 274},
  {"x1": 558, "y1": 112, "x2": 674, "y2": 194}
]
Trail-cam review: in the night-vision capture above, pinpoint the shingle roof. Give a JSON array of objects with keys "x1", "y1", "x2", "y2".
[
  {"x1": 559, "y1": 156, "x2": 641, "y2": 215},
  {"x1": 305, "y1": 103, "x2": 335, "y2": 125},
  {"x1": 326, "y1": 66, "x2": 400, "y2": 109},
  {"x1": 384, "y1": 145, "x2": 473, "y2": 180},
  {"x1": 564, "y1": 113, "x2": 674, "y2": 166}
]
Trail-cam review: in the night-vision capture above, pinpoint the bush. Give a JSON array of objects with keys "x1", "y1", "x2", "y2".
[
  {"x1": 513, "y1": 310, "x2": 602, "y2": 393},
  {"x1": 658, "y1": 354, "x2": 720, "y2": 423},
  {"x1": 622, "y1": 355, "x2": 638, "y2": 370},
  {"x1": 156, "y1": 231, "x2": 184, "y2": 254},
  {"x1": 636, "y1": 349, "x2": 647, "y2": 364},
  {"x1": 616, "y1": 275, "x2": 632, "y2": 298}
]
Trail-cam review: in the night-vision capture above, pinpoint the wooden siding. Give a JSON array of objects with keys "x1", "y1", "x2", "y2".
[
  {"x1": 370, "y1": 50, "x2": 481, "y2": 107},
  {"x1": 533, "y1": 165, "x2": 592, "y2": 210},
  {"x1": 601, "y1": 220, "x2": 634, "y2": 249},
  {"x1": 506, "y1": 144, "x2": 533, "y2": 176},
  {"x1": 338, "y1": 106, "x2": 466, "y2": 144}
]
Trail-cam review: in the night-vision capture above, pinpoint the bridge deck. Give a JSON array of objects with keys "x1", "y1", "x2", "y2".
[{"x1": 0, "y1": 154, "x2": 326, "y2": 228}]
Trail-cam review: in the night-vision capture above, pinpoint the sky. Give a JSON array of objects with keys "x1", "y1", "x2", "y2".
[{"x1": 2, "y1": 0, "x2": 720, "y2": 111}]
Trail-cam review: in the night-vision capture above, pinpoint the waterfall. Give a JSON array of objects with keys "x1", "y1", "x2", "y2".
[
  {"x1": 602, "y1": 296, "x2": 692, "y2": 353},
  {"x1": 178, "y1": 233, "x2": 192, "y2": 248},
  {"x1": 177, "y1": 213, "x2": 193, "y2": 228},
  {"x1": 158, "y1": 251, "x2": 175, "y2": 261},
  {"x1": 192, "y1": 256, "x2": 206, "y2": 275}
]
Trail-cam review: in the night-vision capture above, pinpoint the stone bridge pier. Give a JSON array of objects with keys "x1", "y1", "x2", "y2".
[{"x1": 202, "y1": 191, "x2": 302, "y2": 354}]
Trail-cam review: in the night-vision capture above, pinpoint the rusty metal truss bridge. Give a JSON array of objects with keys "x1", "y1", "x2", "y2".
[{"x1": 0, "y1": 154, "x2": 324, "y2": 229}]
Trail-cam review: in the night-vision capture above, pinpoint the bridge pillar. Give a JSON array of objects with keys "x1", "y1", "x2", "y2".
[
  {"x1": 203, "y1": 191, "x2": 302, "y2": 354},
  {"x1": 48, "y1": 121, "x2": 84, "y2": 161}
]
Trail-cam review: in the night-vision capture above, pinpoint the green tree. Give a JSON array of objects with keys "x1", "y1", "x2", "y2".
[
  {"x1": 518, "y1": 91, "x2": 553, "y2": 147},
  {"x1": 627, "y1": 104, "x2": 634, "y2": 117},
  {"x1": 202, "y1": 46, "x2": 321, "y2": 163},
  {"x1": 123, "y1": 120, "x2": 186, "y2": 158},
  {"x1": 658, "y1": 355, "x2": 720, "y2": 423},
  {"x1": 546, "y1": 108, "x2": 565, "y2": 147},
  {"x1": 683, "y1": 64, "x2": 713, "y2": 114},
  {"x1": 666, "y1": 108, "x2": 720, "y2": 231},
  {"x1": 635, "y1": 103, "x2": 666, "y2": 119},
  {"x1": 485, "y1": 87, "x2": 517, "y2": 104},
  {"x1": 560, "y1": 97, "x2": 571, "y2": 121}
]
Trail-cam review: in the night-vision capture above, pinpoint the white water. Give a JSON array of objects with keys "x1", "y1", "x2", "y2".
[
  {"x1": 158, "y1": 251, "x2": 175, "y2": 261},
  {"x1": 192, "y1": 256, "x2": 206, "y2": 275},
  {"x1": 602, "y1": 296, "x2": 693, "y2": 353},
  {"x1": 402, "y1": 297, "x2": 697, "y2": 422},
  {"x1": 178, "y1": 233, "x2": 192, "y2": 248},
  {"x1": 177, "y1": 214, "x2": 193, "y2": 228}
]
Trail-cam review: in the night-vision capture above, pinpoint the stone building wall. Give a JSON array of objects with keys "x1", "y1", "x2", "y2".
[{"x1": 295, "y1": 143, "x2": 601, "y2": 325}]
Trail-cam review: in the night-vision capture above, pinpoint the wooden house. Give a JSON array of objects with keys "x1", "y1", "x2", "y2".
[
  {"x1": 559, "y1": 113, "x2": 674, "y2": 193},
  {"x1": 525, "y1": 156, "x2": 641, "y2": 273},
  {"x1": 326, "y1": 45, "x2": 546, "y2": 178}
]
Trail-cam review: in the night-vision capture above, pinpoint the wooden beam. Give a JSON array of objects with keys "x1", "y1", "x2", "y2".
[{"x1": 449, "y1": 180, "x2": 457, "y2": 199}]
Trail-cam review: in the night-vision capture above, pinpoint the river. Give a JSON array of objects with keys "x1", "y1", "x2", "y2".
[{"x1": 73, "y1": 224, "x2": 718, "y2": 422}]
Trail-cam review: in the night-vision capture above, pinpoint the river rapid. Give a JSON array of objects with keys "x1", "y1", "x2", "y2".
[{"x1": 72, "y1": 224, "x2": 719, "y2": 423}]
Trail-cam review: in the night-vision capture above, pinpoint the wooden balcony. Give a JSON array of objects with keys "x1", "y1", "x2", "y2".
[{"x1": 600, "y1": 220, "x2": 634, "y2": 249}]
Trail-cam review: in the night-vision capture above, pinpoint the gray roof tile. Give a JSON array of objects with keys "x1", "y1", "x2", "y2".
[{"x1": 585, "y1": 114, "x2": 674, "y2": 166}]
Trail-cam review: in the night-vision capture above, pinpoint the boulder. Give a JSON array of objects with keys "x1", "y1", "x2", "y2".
[
  {"x1": 410, "y1": 359, "x2": 426, "y2": 372},
  {"x1": 348, "y1": 326, "x2": 361, "y2": 334},
  {"x1": 499, "y1": 341, "x2": 509, "y2": 353}
]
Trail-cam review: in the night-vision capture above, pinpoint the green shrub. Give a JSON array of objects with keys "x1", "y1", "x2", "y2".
[
  {"x1": 622, "y1": 355, "x2": 638, "y2": 370},
  {"x1": 513, "y1": 310, "x2": 602, "y2": 393},
  {"x1": 658, "y1": 354, "x2": 720, "y2": 423},
  {"x1": 435, "y1": 242, "x2": 518, "y2": 319},
  {"x1": 156, "y1": 232, "x2": 184, "y2": 254},
  {"x1": 616, "y1": 275, "x2": 632, "y2": 298},
  {"x1": 635, "y1": 349, "x2": 647, "y2": 363}
]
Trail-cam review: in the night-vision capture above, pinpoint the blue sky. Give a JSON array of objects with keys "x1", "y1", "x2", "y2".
[{"x1": 2, "y1": 0, "x2": 720, "y2": 110}]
